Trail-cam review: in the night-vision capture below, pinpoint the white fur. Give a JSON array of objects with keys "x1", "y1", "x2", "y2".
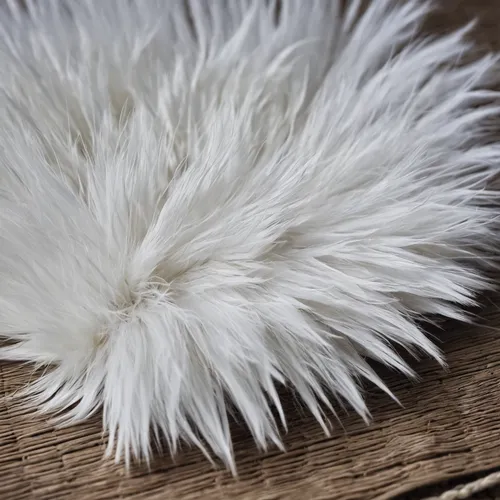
[{"x1": 0, "y1": 0, "x2": 499, "y2": 472}]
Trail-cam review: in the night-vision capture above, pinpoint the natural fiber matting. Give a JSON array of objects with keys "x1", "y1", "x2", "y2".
[
  {"x1": 4, "y1": 317, "x2": 500, "y2": 500},
  {"x1": 2, "y1": 1, "x2": 500, "y2": 499}
]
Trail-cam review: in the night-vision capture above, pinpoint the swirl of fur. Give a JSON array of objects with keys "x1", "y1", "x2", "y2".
[{"x1": 0, "y1": 0, "x2": 499, "y2": 472}]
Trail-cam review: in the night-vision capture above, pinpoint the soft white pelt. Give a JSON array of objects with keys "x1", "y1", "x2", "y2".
[{"x1": 0, "y1": 0, "x2": 499, "y2": 471}]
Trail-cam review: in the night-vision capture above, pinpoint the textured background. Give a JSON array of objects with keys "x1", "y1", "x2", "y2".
[{"x1": 2, "y1": 1, "x2": 500, "y2": 499}]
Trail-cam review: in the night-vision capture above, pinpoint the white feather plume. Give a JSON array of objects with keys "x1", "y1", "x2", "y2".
[{"x1": 0, "y1": 0, "x2": 499, "y2": 472}]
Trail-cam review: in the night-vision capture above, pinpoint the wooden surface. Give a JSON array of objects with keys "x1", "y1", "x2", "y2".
[
  {"x1": 5, "y1": 305, "x2": 500, "y2": 500},
  {"x1": 2, "y1": 1, "x2": 500, "y2": 499}
]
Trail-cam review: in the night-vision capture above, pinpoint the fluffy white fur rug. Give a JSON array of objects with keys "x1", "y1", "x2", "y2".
[{"x1": 0, "y1": 0, "x2": 499, "y2": 471}]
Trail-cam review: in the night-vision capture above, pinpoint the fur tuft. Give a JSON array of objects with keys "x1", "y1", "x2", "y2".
[{"x1": 1, "y1": 0, "x2": 500, "y2": 471}]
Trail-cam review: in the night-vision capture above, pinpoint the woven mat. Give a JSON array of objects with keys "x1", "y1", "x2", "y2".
[{"x1": 2, "y1": 1, "x2": 500, "y2": 499}]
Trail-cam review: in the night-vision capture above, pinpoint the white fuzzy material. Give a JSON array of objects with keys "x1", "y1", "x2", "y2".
[{"x1": 0, "y1": 0, "x2": 499, "y2": 472}]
